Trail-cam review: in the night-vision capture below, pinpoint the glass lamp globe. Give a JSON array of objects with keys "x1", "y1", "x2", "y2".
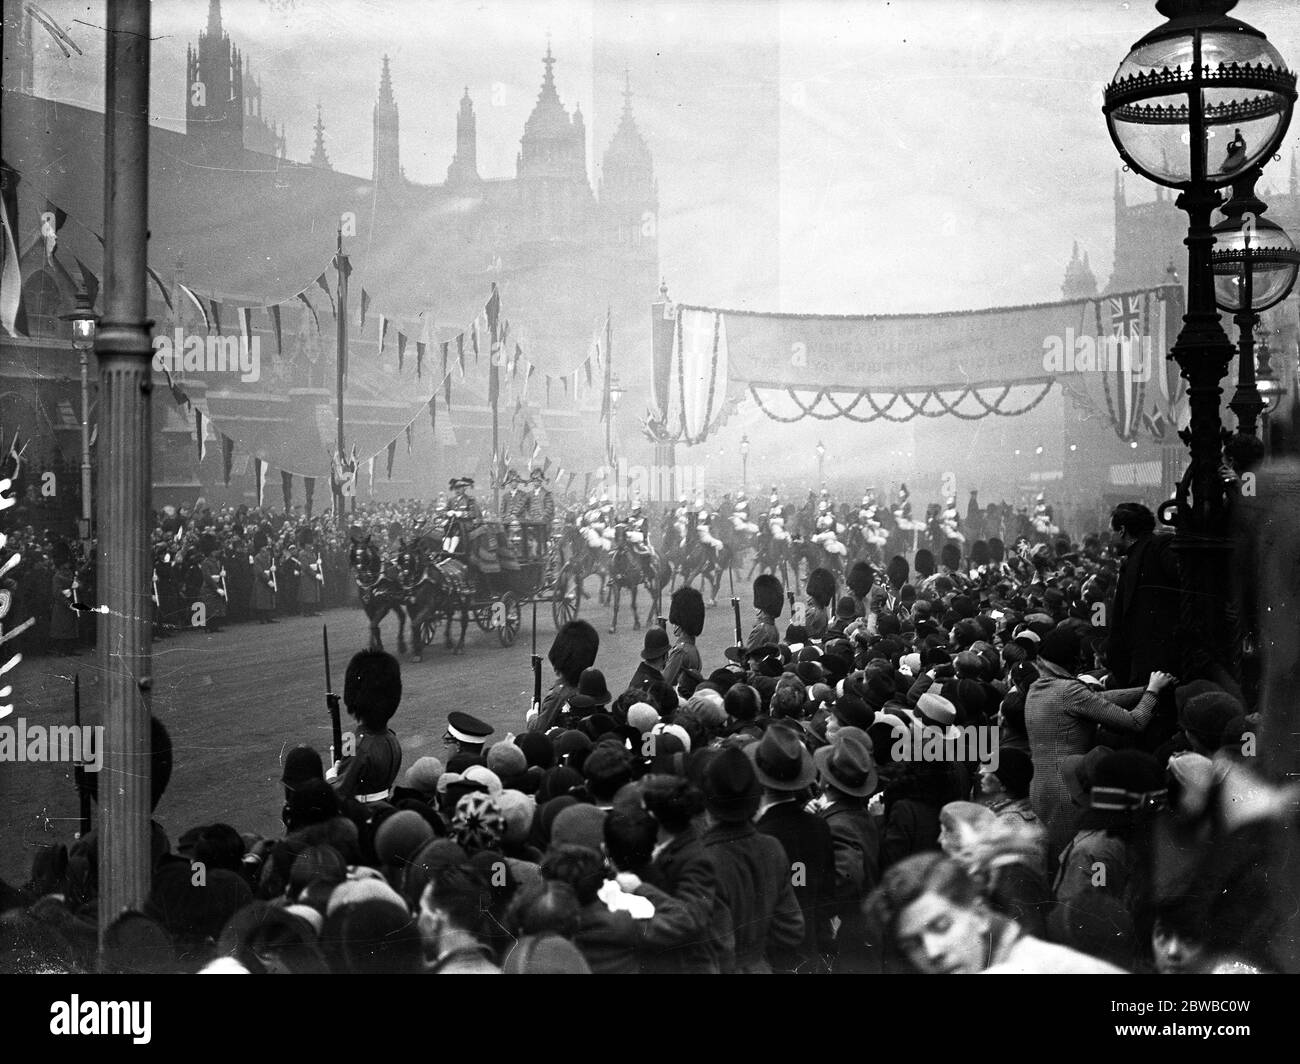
[{"x1": 1104, "y1": 0, "x2": 1295, "y2": 188}]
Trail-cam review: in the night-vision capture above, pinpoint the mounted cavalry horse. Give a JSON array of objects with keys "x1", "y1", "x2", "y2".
[{"x1": 605, "y1": 522, "x2": 662, "y2": 633}]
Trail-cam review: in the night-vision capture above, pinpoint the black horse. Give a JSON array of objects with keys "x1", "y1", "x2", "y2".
[
  {"x1": 398, "y1": 545, "x2": 473, "y2": 658},
  {"x1": 606, "y1": 524, "x2": 662, "y2": 633},
  {"x1": 348, "y1": 537, "x2": 408, "y2": 654}
]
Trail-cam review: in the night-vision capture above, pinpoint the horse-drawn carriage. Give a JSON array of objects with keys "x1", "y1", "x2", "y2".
[{"x1": 347, "y1": 511, "x2": 584, "y2": 660}]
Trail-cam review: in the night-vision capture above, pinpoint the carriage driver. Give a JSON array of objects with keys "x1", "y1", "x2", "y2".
[{"x1": 443, "y1": 477, "x2": 483, "y2": 555}]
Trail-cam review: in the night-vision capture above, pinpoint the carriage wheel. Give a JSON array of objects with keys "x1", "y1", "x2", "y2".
[
  {"x1": 497, "y1": 592, "x2": 522, "y2": 647},
  {"x1": 418, "y1": 618, "x2": 437, "y2": 648},
  {"x1": 552, "y1": 565, "x2": 582, "y2": 628},
  {"x1": 474, "y1": 602, "x2": 494, "y2": 632}
]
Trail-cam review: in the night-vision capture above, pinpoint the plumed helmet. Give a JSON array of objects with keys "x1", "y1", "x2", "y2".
[
  {"x1": 548, "y1": 619, "x2": 600, "y2": 687},
  {"x1": 668, "y1": 586, "x2": 706, "y2": 639},
  {"x1": 754, "y1": 573, "x2": 784, "y2": 618},
  {"x1": 887, "y1": 556, "x2": 911, "y2": 589},
  {"x1": 941, "y1": 542, "x2": 962, "y2": 571},
  {"x1": 846, "y1": 561, "x2": 875, "y2": 598},
  {"x1": 806, "y1": 567, "x2": 837, "y2": 609},
  {"x1": 914, "y1": 549, "x2": 936, "y2": 578}
]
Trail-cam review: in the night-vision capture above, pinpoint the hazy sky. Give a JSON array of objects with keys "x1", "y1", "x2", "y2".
[{"x1": 20, "y1": 0, "x2": 1300, "y2": 315}]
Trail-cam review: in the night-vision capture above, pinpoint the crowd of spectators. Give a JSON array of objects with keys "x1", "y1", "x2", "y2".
[{"x1": 0, "y1": 500, "x2": 1292, "y2": 975}]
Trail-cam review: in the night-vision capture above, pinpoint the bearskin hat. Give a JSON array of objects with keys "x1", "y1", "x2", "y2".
[
  {"x1": 970, "y1": 539, "x2": 991, "y2": 567},
  {"x1": 914, "y1": 549, "x2": 936, "y2": 578},
  {"x1": 297, "y1": 526, "x2": 315, "y2": 548},
  {"x1": 668, "y1": 586, "x2": 706, "y2": 639},
  {"x1": 806, "y1": 567, "x2": 837, "y2": 609},
  {"x1": 886, "y1": 554, "x2": 910, "y2": 589},
  {"x1": 753, "y1": 573, "x2": 784, "y2": 618},
  {"x1": 940, "y1": 542, "x2": 962, "y2": 572},
  {"x1": 199, "y1": 533, "x2": 220, "y2": 555},
  {"x1": 549, "y1": 619, "x2": 600, "y2": 687},
  {"x1": 846, "y1": 561, "x2": 874, "y2": 600},
  {"x1": 988, "y1": 537, "x2": 1005, "y2": 563},
  {"x1": 253, "y1": 529, "x2": 270, "y2": 552},
  {"x1": 343, "y1": 649, "x2": 402, "y2": 730},
  {"x1": 52, "y1": 539, "x2": 74, "y2": 567}
]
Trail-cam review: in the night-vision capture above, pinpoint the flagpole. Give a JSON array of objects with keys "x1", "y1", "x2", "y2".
[
  {"x1": 334, "y1": 227, "x2": 348, "y2": 529},
  {"x1": 603, "y1": 305, "x2": 614, "y2": 486},
  {"x1": 490, "y1": 284, "x2": 501, "y2": 516}
]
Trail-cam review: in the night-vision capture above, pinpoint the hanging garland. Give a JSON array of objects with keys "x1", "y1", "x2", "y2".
[
  {"x1": 673, "y1": 309, "x2": 725, "y2": 444},
  {"x1": 748, "y1": 381, "x2": 1055, "y2": 424}
]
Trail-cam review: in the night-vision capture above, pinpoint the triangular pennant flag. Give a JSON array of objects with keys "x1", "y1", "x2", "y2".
[
  {"x1": 222, "y1": 434, "x2": 235, "y2": 486},
  {"x1": 360, "y1": 288, "x2": 371, "y2": 330},
  {"x1": 237, "y1": 307, "x2": 252, "y2": 353},
  {"x1": 281, "y1": 470, "x2": 293, "y2": 512},
  {"x1": 296, "y1": 291, "x2": 320, "y2": 333},
  {"x1": 523, "y1": 361, "x2": 535, "y2": 402},
  {"x1": 542, "y1": 456, "x2": 552, "y2": 477},
  {"x1": 471, "y1": 320, "x2": 480, "y2": 363},
  {"x1": 73, "y1": 258, "x2": 100, "y2": 309},
  {"x1": 428, "y1": 396, "x2": 437, "y2": 435},
  {"x1": 179, "y1": 283, "x2": 210, "y2": 331},
  {"x1": 386, "y1": 438, "x2": 397, "y2": 479},
  {"x1": 405, "y1": 422, "x2": 414, "y2": 456},
  {"x1": 88, "y1": 423, "x2": 98, "y2": 448},
  {"x1": 378, "y1": 314, "x2": 389, "y2": 359},
  {"x1": 268, "y1": 305, "x2": 283, "y2": 359},
  {"x1": 254, "y1": 457, "x2": 268, "y2": 507},
  {"x1": 304, "y1": 476, "x2": 315, "y2": 516},
  {"x1": 195, "y1": 408, "x2": 206, "y2": 463},
  {"x1": 0, "y1": 184, "x2": 28, "y2": 338},
  {"x1": 456, "y1": 333, "x2": 465, "y2": 377},
  {"x1": 532, "y1": 441, "x2": 542, "y2": 462},
  {"x1": 368, "y1": 457, "x2": 375, "y2": 497},
  {"x1": 416, "y1": 340, "x2": 426, "y2": 379},
  {"x1": 146, "y1": 264, "x2": 174, "y2": 314},
  {"x1": 562, "y1": 376, "x2": 569, "y2": 397},
  {"x1": 397, "y1": 331, "x2": 407, "y2": 373},
  {"x1": 315, "y1": 272, "x2": 336, "y2": 317},
  {"x1": 440, "y1": 340, "x2": 449, "y2": 382},
  {"x1": 331, "y1": 252, "x2": 352, "y2": 281},
  {"x1": 584, "y1": 353, "x2": 594, "y2": 388},
  {"x1": 209, "y1": 298, "x2": 224, "y2": 335}
]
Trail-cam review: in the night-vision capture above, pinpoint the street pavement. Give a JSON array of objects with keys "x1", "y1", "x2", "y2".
[{"x1": 0, "y1": 579, "x2": 752, "y2": 886}]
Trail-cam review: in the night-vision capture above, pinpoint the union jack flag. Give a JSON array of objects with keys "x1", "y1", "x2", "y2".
[{"x1": 1104, "y1": 293, "x2": 1146, "y2": 440}]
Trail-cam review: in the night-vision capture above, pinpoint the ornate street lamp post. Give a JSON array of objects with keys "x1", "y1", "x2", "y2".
[
  {"x1": 1102, "y1": 0, "x2": 1295, "y2": 677},
  {"x1": 1211, "y1": 165, "x2": 1300, "y2": 461},
  {"x1": 61, "y1": 288, "x2": 98, "y2": 554},
  {"x1": 740, "y1": 433, "x2": 750, "y2": 493},
  {"x1": 816, "y1": 439, "x2": 825, "y2": 488}
]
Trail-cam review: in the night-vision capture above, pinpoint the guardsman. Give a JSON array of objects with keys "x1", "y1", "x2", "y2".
[
  {"x1": 198, "y1": 532, "x2": 228, "y2": 633},
  {"x1": 294, "y1": 526, "x2": 324, "y2": 617},
  {"x1": 623, "y1": 497, "x2": 657, "y2": 580},
  {"x1": 731, "y1": 492, "x2": 759, "y2": 535},
  {"x1": 50, "y1": 540, "x2": 80, "y2": 656},
  {"x1": 250, "y1": 526, "x2": 278, "y2": 624},
  {"x1": 696, "y1": 502, "x2": 724, "y2": 554}
]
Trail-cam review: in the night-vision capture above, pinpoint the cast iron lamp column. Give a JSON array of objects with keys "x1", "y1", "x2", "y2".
[{"x1": 1102, "y1": 0, "x2": 1295, "y2": 679}]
